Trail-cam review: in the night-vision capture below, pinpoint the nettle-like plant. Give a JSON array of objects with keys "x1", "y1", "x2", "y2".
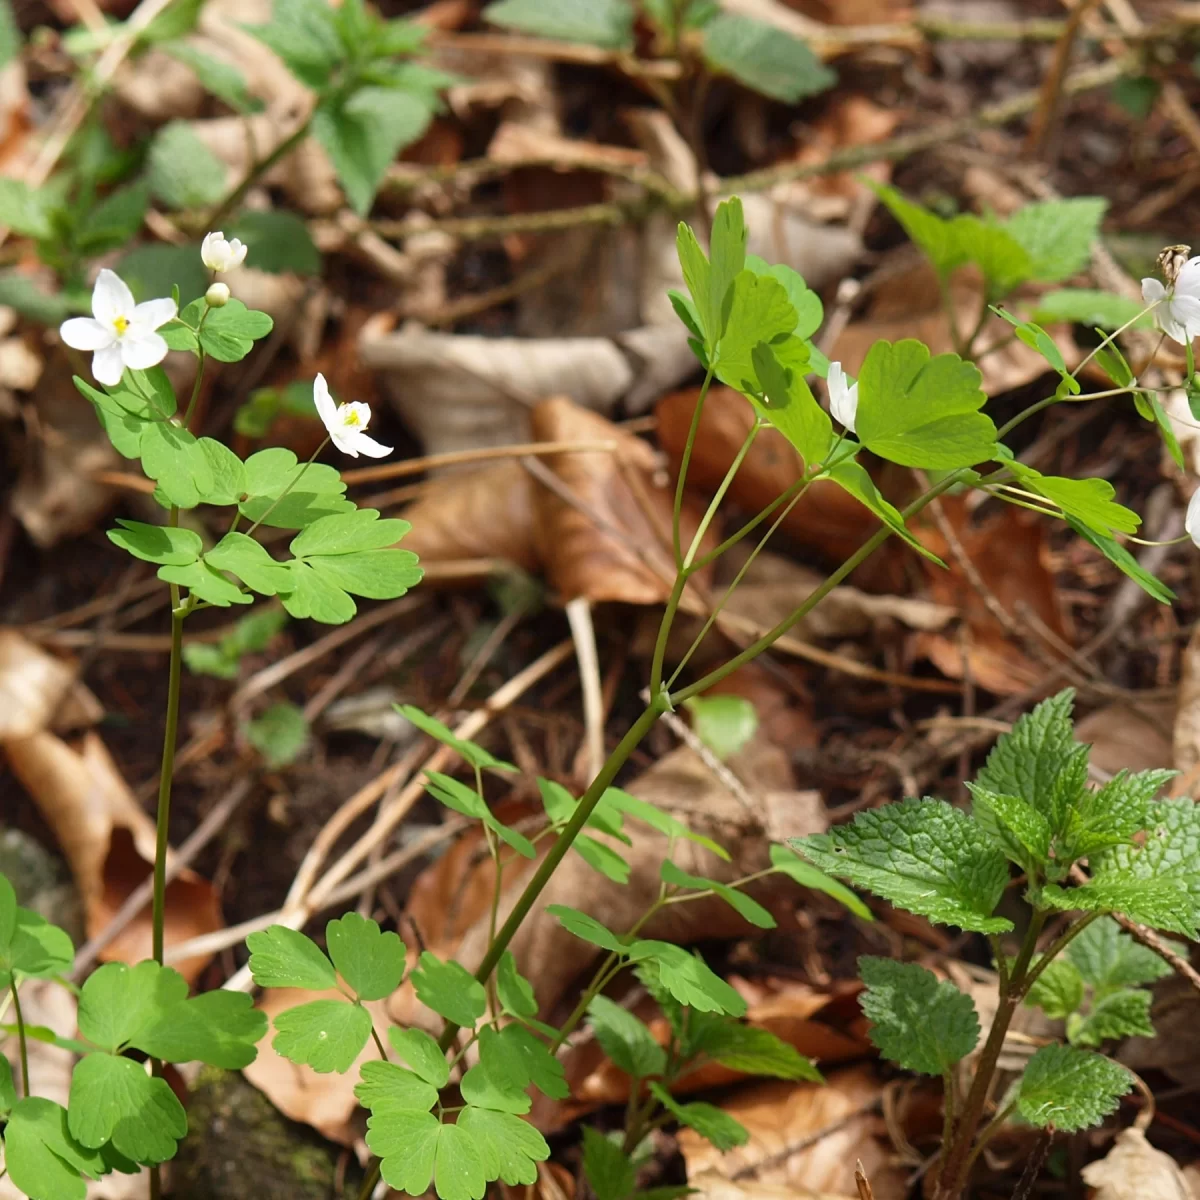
[{"x1": 4, "y1": 189, "x2": 1194, "y2": 1199}]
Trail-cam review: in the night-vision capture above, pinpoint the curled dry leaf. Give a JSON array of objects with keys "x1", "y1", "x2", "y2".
[
  {"x1": 1075, "y1": 699, "x2": 1175, "y2": 778},
  {"x1": 678, "y1": 1065, "x2": 906, "y2": 1200},
  {"x1": 3, "y1": 731, "x2": 222, "y2": 983},
  {"x1": 0, "y1": 630, "x2": 102, "y2": 739},
  {"x1": 1081, "y1": 1128, "x2": 1195, "y2": 1200},
  {"x1": 1120, "y1": 975, "x2": 1200, "y2": 1089}
]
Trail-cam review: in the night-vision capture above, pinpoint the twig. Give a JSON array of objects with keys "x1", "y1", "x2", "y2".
[
  {"x1": 1112, "y1": 915, "x2": 1200, "y2": 999},
  {"x1": 855, "y1": 1161, "x2": 875, "y2": 1200},
  {"x1": 566, "y1": 597, "x2": 605, "y2": 783},
  {"x1": 339, "y1": 440, "x2": 619, "y2": 485},
  {"x1": 1026, "y1": 0, "x2": 1102, "y2": 157},
  {"x1": 1010, "y1": 1126, "x2": 1055, "y2": 1200}
]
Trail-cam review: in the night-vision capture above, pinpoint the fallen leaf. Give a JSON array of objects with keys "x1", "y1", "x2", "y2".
[
  {"x1": 678, "y1": 1065, "x2": 905, "y2": 1200},
  {"x1": 1175, "y1": 623, "x2": 1200, "y2": 777},
  {"x1": 1076, "y1": 699, "x2": 1175, "y2": 777},
  {"x1": 1120, "y1": 974, "x2": 1200, "y2": 1088},
  {"x1": 0, "y1": 629, "x2": 103, "y2": 739},
  {"x1": 1081, "y1": 1127, "x2": 1195, "y2": 1200},
  {"x1": 3, "y1": 731, "x2": 222, "y2": 983}
]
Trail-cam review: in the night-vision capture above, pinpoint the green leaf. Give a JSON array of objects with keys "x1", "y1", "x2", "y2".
[
  {"x1": 160, "y1": 41, "x2": 262, "y2": 112},
  {"x1": 244, "y1": 702, "x2": 309, "y2": 767},
  {"x1": 1006, "y1": 462, "x2": 1140, "y2": 538},
  {"x1": 827, "y1": 459, "x2": 945, "y2": 565},
  {"x1": 991, "y1": 308, "x2": 1079, "y2": 392},
  {"x1": 290, "y1": 509, "x2": 410, "y2": 556},
  {"x1": 411, "y1": 952, "x2": 486, "y2": 1027},
  {"x1": 648, "y1": 1083, "x2": 748, "y2": 1152},
  {"x1": 313, "y1": 88, "x2": 434, "y2": 216},
  {"x1": 582, "y1": 1128, "x2": 636, "y2": 1200},
  {"x1": 628, "y1": 941, "x2": 746, "y2": 1015},
  {"x1": 3, "y1": 1097, "x2": 109, "y2": 1200},
  {"x1": 239, "y1": 447, "x2": 353, "y2": 530},
  {"x1": 700, "y1": 12, "x2": 834, "y2": 102},
  {"x1": 547, "y1": 905, "x2": 627, "y2": 953},
  {"x1": 131, "y1": 989, "x2": 266, "y2": 1069},
  {"x1": 858, "y1": 957, "x2": 980, "y2": 1075},
  {"x1": 768, "y1": 844, "x2": 871, "y2": 919},
  {"x1": 7, "y1": 909, "x2": 74, "y2": 979},
  {"x1": 482, "y1": 0, "x2": 634, "y2": 48},
  {"x1": 1070, "y1": 988, "x2": 1155, "y2": 1047},
  {"x1": 601, "y1": 788, "x2": 730, "y2": 860},
  {"x1": 587, "y1": 995, "x2": 667, "y2": 1079},
  {"x1": 206, "y1": 533, "x2": 291, "y2": 597},
  {"x1": 1033, "y1": 288, "x2": 1150, "y2": 331},
  {"x1": 246, "y1": 923, "x2": 336, "y2": 990},
  {"x1": 139, "y1": 420, "x2": 214, "y2": 508},
  {"x1": 496, "y1": 950, "x2": 538, "y2": 1019},
  {"x1": 0, "y1": 0, "x2": 19, "y2": 68},
  {"x1": 76, "y1": 183, "x2": 149, "y2": 255},
  {"x1": 1025, "y1": 957, "x2": 1085, "y2": 1021},
  {"x1": 872, "y1": 183, "x2": 965, "y2": 278},
  {"x1": 1016, "y1": 1043, "x2": 1130, "y2": 1131},
  {"x1": 712, "y1": 269, "x2": 796, "y2": 394},
  {"x1": 117, "y1": 242, "x2": 209, "y2": 309},
  {"x1": 146, "y1": 121, "x2": 227, "y2": 210},
  {"x1": 660, "y1": 860, "x2": 775, "y2": 929},
  {"x1": 270, "y1": 997, "x2": 372, "y2": 1072},
  {"x1": 743, "y1": 256, "x2": 823, "y2": 340},
  {"x1": 388, "y1": 1027, "x2": 449, "y2": 1089},
  {"x1": 0, "y1": 1053, "x2": 14, "y2": 1114},
  {"x1": 78, "y1": 960, "x2": 185, "y2": 1053},
  {"x1": 138, "y1": 0, "x2": 204, "y2": 42},
  {"x1": 1066, "y1": 916, "x2": 1171, "y2": 992},
  {"x1": 1042, "y1": 876, "x2": 1197, "y2": 937},
  {"x1": 1066, "y1": 517, "x2": 1175, "y2": 604},
  {"x1": 1004, "y1": 197, "x2": 1108, "y2": 284},
  {"x1": 855, "y1": 339, "x2": 997, "y2": 469},
  {"x1": 460, "y1": 1057, "x2": 530, "y2": 1115},
  {"x1": 966, "y1": 783, "x2": 1052, "y2": 873},
  {"x1": 494, "y1": 1024, "x2": 568, "y2": 1099},
  {"x1": 106, "y1": 519, "x2": 202, "y2": 567},
  {"x1": 706, "y1": 197, "x2": 749, "y2": 351},
  {"x1": 305, "y1": 549, "x2": 423, "y2": 604},
  {"x1": 748, "y1": 338, "x2": 833, "y2": 468},
  {"x1": 244, "y1": 0, "x2": 343, "y2": 88},
  {"x1": 0, "y1": 178, "x2": 56, "y2": 239},
  {"x1": 67, "y1": 1054, "x2": 186, "y2": 1163},
  {"x1": 574, "y1": 835, "x2": 631, "y2": 883},
  {"x1": 354, "y1": 1060, "x2": 439, "y2": 1114},
  {"x1": 229, "y1": 210, "x2": 320, "y2": 275},
  {"x1": 1060, "y1": 767, "x2": 1175, "y2": 862},
  {"x1": 281, "y1": 560, "x2": 357, "y2": 623},
  {"x1": 792, "y1": 798, "x2": 1012, "y2": 933},
  {"x1": 949, "y1": 215, "x2": 1032, "y2": 296},
  {"x1": 398, "y1": 705, "x2": 517, "y2": 772},
  {"x1": 184, "y1": 603, "x2": 288, "y2": 678},
  {"x1": 200, "y1": 299, "x2": 274, "y2": 362},
  {"x1": 159, "y1": 559, "x2": 253, "y2": 607},
  {"x1": 457, "y1": 1106, "x2": 550, "y2": 1187},
  {"x1": 685, "y1": 1019, "x2": 821, "y2": 1082},
  {"x1": 196, "y1": 437, "x2": 247, "y2": 505},
  {"x1": 0, "y1": 271, "x2": 75, "y2": 324},
  {"x1": 326, "y1": 911, "x2": 406, "y2": 1001}
]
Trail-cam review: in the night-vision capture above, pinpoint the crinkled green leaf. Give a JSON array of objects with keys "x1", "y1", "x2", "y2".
[
  {"x1": 161, "y1": 40, "x2": 261, "y2": 112},
  {"x1": 246, "y1": 924, "x2": 336, "y2": 991},
  {"x1": 67, "y1": 1054, "x2": 186, "y2": 1163},
  {"x1": 1042, "y1": 875, "x2": 1197, "y2": 937},
  {"x1": 582, "y1": 1128, "x2": 636, "y2": 1200},
  {"x1": 1069, "y1": 988, "x2": 1155, "y2": 1047},
  {"x1": 949, "y1": 215, "x2": 1032, "y2": 296},
  {"x1": 1025, "y1": 957, "x2": 1084, "y2": 1021},
  {"x1": 269, "y1": 997, "x2": 371, "y2": 1072},
  {"x1": 701, "y1": 12, "x2": 834, "y2": 103},
  {"x1": 858, "y1": 957, "x2": 980, "y2": 1074},
  {"x1": 411, "y1": 952, "x2": 486, "y2": 1027},
  {"x1": 792, "y1": 797, "x2": 1012, "y2": 933},
  {"x1": 326, "y1": 911, "x2": 406, "y2": 1001},
  {"x1": 648, "y1": 1082, "x2": 748, "y2": 1152},
  {"x1": 966, "y1": 783, "x2": 1052, "y2": 873},
  {"x1": 1016, "y1": 1043, "x2": 1130, "y2": 1131},
  {"x1": 1066, "y1": 916, "x2": 1172, "y2": 992},
  {"x1": 1004, "y1": 197, "x2": 1107, "y2": 284},
  {"x1": 1060, "y1": 768, "x2": 1175, "y2": 862},
  {"x1": 244, "y1": 0, "x2": 343, "y2": 89},
  {"x1": 587, "y1": 994, "x2": 667, "y2": 1079}
]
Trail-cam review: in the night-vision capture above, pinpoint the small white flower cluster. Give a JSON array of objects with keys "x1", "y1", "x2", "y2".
[{"x1": 60, "y1": 232, "x2": 391, "y2": 459}]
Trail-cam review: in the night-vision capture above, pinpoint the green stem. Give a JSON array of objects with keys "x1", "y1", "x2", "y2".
[
  {"x1": 682, "y1": 423, "x2": 759, "y2": 569},
  {"x1": 355, "y1": 1159, "x2": 381, "y2": 1200},
  {"x1": 369, "y1": 1023, "x2": 389, "y2": 1061},
  {"x1": 1188, "y1": 340, "x2": 1195, "y2": 390},
  {"x1": 962, "y1": 1098, "x2": 1018, "y2": 1173},
  {"x1": 933, "y1": 909, "x2": 1048, "y2": 1200},
  {"x1": 671, "y1": 369, "x2": 715, "y2": 568},
  {"x1": 1019, "y1": 911, "x2": 1101, "y2": 998},
  {"x1": 205, "y1": 118, "x2": 313, "y2": 230},
  {"x1": 152, "y1": 597, "x2": 185, "y2": 965},
  {"x1": 689, "y1": 467, "x2": 816, "y2": 571},
  {"x1": 181, "y1": 328, "x2": 209, "y2": 432},
  {"x1": 10, "y1": 982, "x2": 29, "y2": 1098},
  {"x1": 437, "y1": 701, "x2": 667, "y2": 1053}
]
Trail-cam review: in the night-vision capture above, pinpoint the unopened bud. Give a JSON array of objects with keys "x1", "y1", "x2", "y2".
[
  {"x1": 205, "y1": 282, "x2": 231, "y2": 308},
  {"x1": 1158, "y1": 244, "x2": 1192, "y2": 287}
]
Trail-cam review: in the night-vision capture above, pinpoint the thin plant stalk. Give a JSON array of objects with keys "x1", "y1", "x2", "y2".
[{"x1": 10, "y1": 983, "x2": 29, "y2": 1098}]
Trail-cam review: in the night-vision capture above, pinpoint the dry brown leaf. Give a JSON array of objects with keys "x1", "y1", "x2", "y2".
[
  {"x1": 0, "y1": 630, "x2": 103, "y2": 739},
  {"x1": 1120, "y1": 974, "x2": 1200, "y2": 1088},
  {"x1": 1076, "y1": 699, "x2": 1175, "y2": 777},
  {"x1": 3, "y1": 732, "x2": 221, "y2": 983},
  {"x1": 1081, "y1": 1128, "x2": 1194, "y2": 1200},
  {"x1": 678, "y1": 1066, "x2": 905, "y2": 1200},
  {"x1": 240, "y1": 988, "x2": 383, "y2": 1147},
  {"x1": 1175, "y1": 622, "x2": 1200, "y2": 777}
]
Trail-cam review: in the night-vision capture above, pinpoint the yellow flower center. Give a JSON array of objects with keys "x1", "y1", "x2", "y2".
[
  {"x1": 342, "y1": 408, "x2": 361, "y2": 427},
  {"x1": 113, "y1": 315, "x2": 129, "y2": 335}
]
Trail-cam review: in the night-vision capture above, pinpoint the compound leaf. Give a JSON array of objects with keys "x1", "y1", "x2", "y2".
[
  {"x1": 326, "y1": 912, "x2": 406, "y2": 1001},
  {"x1": 67, "y1": 1055, "x2": 186, "y2": 1163},
  {"x1": 388, "y1": 1027, "x2": 450, "y2": 1089},
  {"x1": 411, "y1": 952, "x2": 486, "y2": 1027},
  {"x1": 685, "y1": 1019, "x2": 821, "y2": 1082},
  {"x1": 457, "y1": 1106, "x2": 550, "y2": 1187},
  {"x1": 246, "y1": 924, "x2": 336, "y2": 991},
  {"x1": 354, "y1": 1061, "x2": 439, "y2": 1114},
  {"x1": 627, "y1": 941, "x2": 746, "y2": 1016},
  {"x1": 270, "y1": 998, "x2": 371, "y2": 1073}
]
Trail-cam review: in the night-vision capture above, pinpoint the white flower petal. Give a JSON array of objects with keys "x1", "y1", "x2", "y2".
[
  {"x1": 1170, "y1": 295, "x2": 1200, "y2": 342},
  {"x1": 827, "y1": 361, "x2": 858, "y2": 433},
  {"x1": 349, "y1": 432, "x2": 392, "y2": 458},
  {"x1": 119, "y1": 330, "x2": 169, "y2": 371},
  {"x1": 1175, "y1": 256, "x2": 1200, "y2": 297},
  {"x1": 92, "y1": 269, "x2": 134, "y2": 327},
  {"x1": 201, "y1": 231, "x2": 228, "y2": 272},
  {"x1": 92, "y1": 344, "x2": 126, "y2": 387},
  {"x1": 1142, "y1": 277, "x2": 1167, "y2": 304},
  {"x1": 340, "y1": 401, "x2": 374, "y2": 430},
  {"x1": 329, "y1": 428, "x2": 360, "y2": 457},
  {"x1": 226, "y1": 237, "x2": 248, "y2": 268},
  {"x1": 1157, "y1": 306, "x2": 1190, "y2": 346},
  {"x1": 60, "y1": 316, "x2": 115, "y2": 352},
  {"x1": 1187, "y1": 489, "x2": 1200, "y2": 548},
  {"x1": 131, "y1": 297, "x2": 178, "y2": 331},
  {"x1": 313, "y1": 373, "x2": 338, "y2": 431}
]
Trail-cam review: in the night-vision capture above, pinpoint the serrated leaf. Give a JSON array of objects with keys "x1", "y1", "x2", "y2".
[
  {"x1": 1069, "y1": 987, "x2": 1155, "y2": 1047},
  {"x1": 1016, "y1": 1043, "x2": 1130, "y2": 1131},
  {"x1": 1004, "y1": 197, "x2": 1107, "y2": 284},
  {"x1": 1025, "y1": 957, "x2": 1084, "y2": 1021},
  {"x1": 399, "y1": 705, "x2": 517, "y2": 772},
  {"x1": 484, "y1": 0, "x2": 633, "y2": 47},
  {"x1": 229, "y1": 210, "x2": 320, "y2": 274},
  {"x1": 244, "y1": 0, "x2": 343, "y2": 88},
  {"x1": 858, "y1": 957, "x2": 980, "y2": 1074},
  {"x1": 146, "y1": 121, "x2": 227, "y2": 210},
  {"x1": 1033, "y1": 288, "x2": 1149, "y2": 331},
  {"x1": 3, "y1": 1097, "x2": 109, "y2": 1200},
  {"x1": 326, "y1": 911, "x2": 406, "y2": 1001},
  {"x1": 131, "y1": 989, "x2": 266, "y2": 1069},
  {"x1": 582, "y1": 1128, "x2": 636, "y2": 1200},
  {"x1": 966, "y1": 783, "x2": 1052, "y2": 873},
  {"x1": 1061, "y1": 768, "x2": 1175, "y2": 862},
  {"x1": 76, "y1": 183, "x2": 149, "y2": 256},
  {"x1": 587, "y1": 994, "x2": 667, "y2": 1079},
  {"x1": 388, "y1": 1026, "x2": 450, "y2": 1088},
  {"x1": 1066, "y1": 517, "x2": 1175, "y2": 604},
  {"x1": 1066, "y1": 916, "x2": 1172, "y2": 991},
  {"x1": 768, "y1": 844, "x2": 872, "y2": 919},
  {"x1": 270, "y1": 997, "x2": 371, "y2": 1072},
  {"x1": 246, "y1": 924, "x2": 336, "y2": 990},
  {"x1": 701, "y1": 12, "x2": 834, "y2": 103},
  {"x1": 547, "y1": 905, "x2": 627, "y2": 953},
  {"x1": 628, "y1": 941, "x2": 746, "y2": 1015},
  {"x1": 855, "y1": 339, "x2": 996, "y2": 469},
  {"x1": 106, "y1": 519, "x2": 202, "y2": 566},
  {"x1": 496, "y1": 950, "x2": 537, "y2": 1018},
  {"x1": 648, "y1": 1082, "x2": 748, "y2": 1152},
  {"x1": 139, "y1": 420, "x2": 213, "y2": 508},
  {"x1": 354, "y1": 1060, "x2": 439, "y2": 1113},
  {"x1": 457, "y1": 1106, "x2": 550, "y2": 1186},
  {"x1": 67, "y1": 1055, "x2": 186, "y2": 1163},
  {"x1": 685, "y1": 1019, "x2": 821, "y2": 1082},
  {"x1": 792, "y1": 798, "x2": 1013, "y2": 933},
  {"x1": 200, "y1": 299, "x2": 274, "y2": 362},
  {"x1": 411, "y1": 952, "x2": 486, "y2": 1027},
  {"x1": 660, "y1": 860, "x2": 775, "y2": 929},
  {"x1": 1042, "y1": 876, "x2": 1197, "y2": 937}
]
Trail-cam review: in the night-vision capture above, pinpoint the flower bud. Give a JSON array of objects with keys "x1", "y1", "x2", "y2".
[{"x1": 205, "y1": 282, "x2": 231, "y2": 308}]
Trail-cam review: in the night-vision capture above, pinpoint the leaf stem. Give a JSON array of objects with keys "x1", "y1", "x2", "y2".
[
  {"x1": 1018, "y1": 911, "x2": 1101, "y2": 998},
  {"x1": 355, "y1": 1158, "x2": 381, "y2": 1200},
  {"x1": 369, "y1": 1022, "x2": 388, "y2": 1061},
  {"x1": 243, "y1": 437, "x2": 329, "y2": 537},
  {"x1": 671, "y1": 369, "x2": 715, "y2": 568},
  {"x1": 682, "y1": 421, "x2": 759, "y2": 569},
  {"x1": 10, "y1": 982, "x2": 29, "y2": 1098}
]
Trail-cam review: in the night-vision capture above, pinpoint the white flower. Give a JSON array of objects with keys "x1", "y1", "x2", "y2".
[
  {"x1": 205, "y1": 282, "x2": 231, "y2": 308},
  {"x1": 201, "y1": 231, "x2": 248, "y2": 273},
  {"x1": 1187, "y1": 489, "x2": 1200, "y2": 548},
  {"x1": 313, "y1": 373, "x2": 391, "y2": 459},
  {"x1": 1142, "y1": 257, "x2": 1200, "y2": 345},
  {"x1": 59, "y1": 269, "x2": 176, "y2": 388},
  {"x1": 827, "y1": 360, "x2": 858, "y2": 434}
]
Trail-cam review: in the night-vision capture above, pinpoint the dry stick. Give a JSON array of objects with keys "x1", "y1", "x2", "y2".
[
  {"x1": 565, "y1": 597, "x2": 605, "y2": 783},
  {"x1": 69, "y1": 779, "x2": 253, "y2": 980},
  {"x1": 221, "y1": 639, "x2": 574, "y2": 991},
  {"x1": 339, "y1": 439, "x2": 620, "y2": 486},
  {"x1": 1025, "y1": 0, "x2": 1103, "y2": 157}
]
